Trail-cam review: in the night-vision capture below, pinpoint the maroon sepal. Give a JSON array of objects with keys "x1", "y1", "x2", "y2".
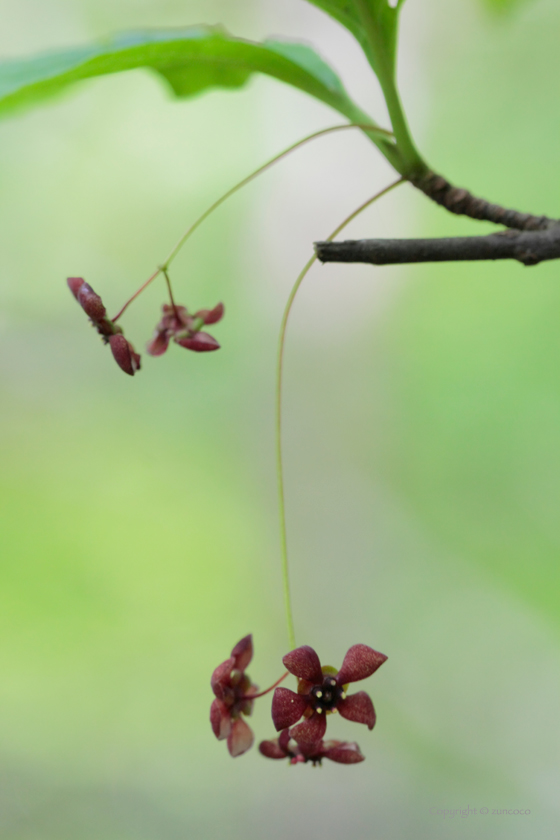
[
  {"x1": 195, "y1": 302, "x2": 224, "y2": 325},
  {"x1": 282, "y1": 645, "x2": 323, "y2": 685},
  {"x1": 227, "y1": 716, "x2": 254, "y2": 757},
  {"x1": 338, "y1": 691, "x2": 376, "y2": 730},
  {"x1": 289, "y1": 711, "x2": 327, "y2": 747},
  {"x1": 271, "y1": 687, "x2": 308, "y2": 731},
  {"x1": 176, "y1": 331, "x2": 220, "y2": 352},
  {"x1": 336, "y1": 644, "x2": 388, "y2": 686},
  {"x1": 109, "y1": 334, "x2": 141, "y2": 376}
]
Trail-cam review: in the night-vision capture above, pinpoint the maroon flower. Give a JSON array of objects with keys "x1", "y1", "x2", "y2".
[
  {"x1": 67, "y1": 277, "x2": 141, "y2": 376},
  {"x1": 259, "y1": 729, "x2": 364, "y2": 766},
  {"x1": 108, "y1": 334, "x2": 141, "y2": 376},
  {"x1": 271, "y1": 644, "x2": 387, "y2": 748},
  {"x1": 210, "y1": 634, "x2": 259, "y2": 757},
  {"x1": 147, "y1": 302, "x2": 223, "y2": 356}
]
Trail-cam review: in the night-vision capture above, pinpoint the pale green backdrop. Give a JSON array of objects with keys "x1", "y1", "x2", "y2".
[{"x1": 0, "y1": 0, "x2": 558, "y2": 838}]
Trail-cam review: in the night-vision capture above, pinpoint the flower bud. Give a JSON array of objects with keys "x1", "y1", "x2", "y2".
[
  {"x1": 76, "y1": 282, "x2": 107, "y2": 322},
  {"x1": 176, "y1": 331, "x2": 220, "y2": 352},
  {"x1": 67, "y1": 277, "x2": 85, "y2": 299},
  {"x1": 109, "y1": 334, "x2": 141, "y2": 375}
]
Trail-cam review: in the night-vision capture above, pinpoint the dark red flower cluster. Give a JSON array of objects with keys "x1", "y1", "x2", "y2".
[
  {"x1": 210, "y1": 635, "x2": 259, "y2": 757},
  {"x1": 67, "y1": 278, "x2": 141, "y2": 375},
  {"x1": 67, "y1": 277, "x2": 224, "y2": 375},
  {"x1": 271, "y1": 643, "x2": 387, "y2": 747},
  {"x1": 210, "y1": 636, "x2": 387, "y2": 766},
  {"x1": 147, "y1": 302, "x2": 224, "y2": 356}
]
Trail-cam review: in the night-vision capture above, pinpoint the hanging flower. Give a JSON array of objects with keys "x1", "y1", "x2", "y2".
[
  {"x1": 210, "y1": 634, "x2": 259, "y2": 757},
  {"x1": 259, "y1": 729, "x2": 365, "y2": 766},
  {"x1": 147, "y1": 302, "x2": 223, "y2": 356},
  {"x1": 67, "y1": 277, "x2": 141, "y2": 376},
  {"x1": 271, "y1": 644, "x2": 387, "y2": 747}
]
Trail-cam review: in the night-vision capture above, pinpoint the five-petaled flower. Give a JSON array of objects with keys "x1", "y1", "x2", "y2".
[
  {"x1": 210, "y1": 634, "x2": 259, "y2": 757},
  {"x1": 147, "y1": 302, "x2": 224, "y2": 356},
  {"x1": 67, "y1": 277, "x2": 141, "y2": 375},
  {"x1": 259, "y1": 729, "x2": 364, "y2": 766},
  {"x1": 271, "y1": 644, "x2": 387, "y2": 748}
]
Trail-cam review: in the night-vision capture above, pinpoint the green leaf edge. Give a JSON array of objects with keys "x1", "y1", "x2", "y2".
[{"x1": 0, "y1": 25, "x2": 371, "y2": 129}]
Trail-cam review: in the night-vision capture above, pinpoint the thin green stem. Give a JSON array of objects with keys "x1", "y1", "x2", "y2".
[
  {"x1": 161, "y1": 267, "x2": 180, "y2": 319},
  {"x1": 242, "y1": 671, "x2": 289, "y2": 700},
  {"x1": 276, "y1": 176, "x2": 404, "y2": 650},
  {"x1": 111, "y1": 122, "x2": 393, "y2": 321},
  {"x1": 353, "y1": 0, "x2": 426, "y2": 177},
  {"x1": 160, "y1": 123, "x2": 393, "y2": 270}
]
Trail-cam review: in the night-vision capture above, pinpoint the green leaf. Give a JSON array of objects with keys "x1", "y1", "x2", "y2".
[
  {"x1": 305, "y1": 0, "x2": 403, "y2": 81},
  {"x1": 0, "y1": 25, "x2": 371, "y2": 128}
]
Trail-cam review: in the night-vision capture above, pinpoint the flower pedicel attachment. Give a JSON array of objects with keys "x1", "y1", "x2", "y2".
[{"x1": 271, "y1": 644, "x2": 387, "y2": 748}]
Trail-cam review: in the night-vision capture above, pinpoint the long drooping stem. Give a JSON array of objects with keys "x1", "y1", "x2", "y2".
[
  {"x1": 111, "y1": 123, "x2": 392, "y2": 322},
  {"x1": 276, "y1": 177, "x2": 404, "y2": 650}
]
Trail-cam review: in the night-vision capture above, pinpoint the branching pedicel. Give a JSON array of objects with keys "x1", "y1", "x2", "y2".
[
  {"x1": 66, "y1": 125, "x2": 394, "y2": 765},
  {"x1": 16, "y1": 0, "x2": 546, "y2": 768}
]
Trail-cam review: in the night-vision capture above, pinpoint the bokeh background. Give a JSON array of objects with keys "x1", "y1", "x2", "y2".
[{"x1": 0, "y1": 0, "x2": 559, "y2": 837}]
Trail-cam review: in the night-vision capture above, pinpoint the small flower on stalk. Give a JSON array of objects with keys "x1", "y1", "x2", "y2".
[
  {"x1": 108, "y1": 334, "x2": 141, "y2": 376},
  {"x1": 210, "y1": 634, "x2": 259, "y2": 757},
  {"x1": 259, "y1": 729, "x2": 364, "y2": 766},
  {"x1": 271, "y1": 644, "x2": 387, "y2": 748},
  {"x1": 67, "y1": 277, "x2": 141, "y2": 376},
  {"x1": 147, "y1": 302, "x2": 224, "y2": 356}
]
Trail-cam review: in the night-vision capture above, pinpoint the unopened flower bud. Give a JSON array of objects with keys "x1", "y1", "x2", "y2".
[
  {"x1": 67, "y1": 277, "x2": 85, "y2": 299},
  {"x1": 109, "y1": 334, "x2": 141, "y2": 376},
  {"x1": 176, "y1": 331, "x2": 220, "y2": 352},
  {"x1": 77, "y1": 283, "x2": 107, "y2": 322}
]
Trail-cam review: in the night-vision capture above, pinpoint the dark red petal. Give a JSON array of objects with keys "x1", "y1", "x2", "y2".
[
  {"x1": 322, "y1": 740, "x2": 365, "y2": 764},
  {"x1": 176, "y1": 331, "x2": 220, "y2": 352},
  {"x1": 278, "y1": 728, "x2": 292, "y2": 752},
  {"x1": 271, "y1": 687, "x2": 308, "y2": 731},
  {"x1": 230, "y1": 634, "x2": 253, "y2": 672},
  {"x1": 67, "y1": 277, "x2": 85, "y2": 298},
  {"x1": 282, "y1": 646, "x2": 323, "y2": 684},
  {"x1": 336, "y1": 644, "x2": 388, "y2": 685},
  {"x1": 146, "y1": 330, "x2": 170, "y2": 356},
  {"x1": 289, "y1": 711, "x2": 327, "y2": 747},
  {"x1": 195, "y1": 302, "x2": 224, "y2": 325},
  {"x1": 77, "y1": 282, "x2": 107, "y2": 321},
  {"x1": 109, "y1": 334, "x2": 139, "y2": 376},
  {"x1": 210, "y1": 657, "x2": 234, "y2": 698},
  {"x1": 259, "y1": 739, "x2": 287, "y2": 759},
  {"x1": 210, "y1": 698, "x2": 231, "y2": 740},
  {"x1": 227, "y1": 717, "x2": 254, "y2": 757},
  {"x1": 338, "y1": 691, "x2": 376, "y2": 730}
]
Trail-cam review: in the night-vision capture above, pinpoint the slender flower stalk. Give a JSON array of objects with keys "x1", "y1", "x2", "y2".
[
  {"x1": 161, "y1": 267, "x2": 180, "y2": 320},
  {"x1": 275, "y1": 177, "x2": 405, "y2": 649},
  {"x1": 242, "y1": 671, "x2": 289, "y2": 701},
  {"x1": 111, "y1": 123, "x2": 393, "y2": 322}
]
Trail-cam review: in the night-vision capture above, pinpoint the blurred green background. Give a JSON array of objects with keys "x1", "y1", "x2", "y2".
[{"x1": 0, "y1": 0, "x2": 558, "y2": 837}]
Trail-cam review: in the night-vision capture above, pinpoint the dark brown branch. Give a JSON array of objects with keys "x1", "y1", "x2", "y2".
[
  {"x1": 411, "y1": 172, "x2": 556, "y2": 231},
  {"x1": 315, "y1": 225, "x2": 560, "y2": 267}
]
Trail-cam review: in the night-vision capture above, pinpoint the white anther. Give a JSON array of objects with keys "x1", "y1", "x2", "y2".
[
  {"x1": 340, "y1": 691, "x2": 346, "y2": 700},
  {"x1": 316, "y1": 707, "x2": 323, "y2": 713},
  {"x1": 315, "y1": 691, "x2": 322, "y2": 698}
]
